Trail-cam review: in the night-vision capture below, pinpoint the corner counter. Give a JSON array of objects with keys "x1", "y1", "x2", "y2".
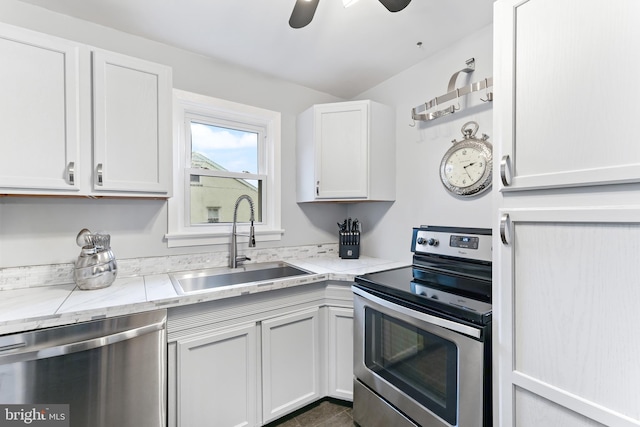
[{"x1": 0, "y1": 256, "x2": 407, "y2": 336}]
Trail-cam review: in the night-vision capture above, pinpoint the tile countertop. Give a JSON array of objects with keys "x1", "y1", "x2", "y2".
[{"x1": 0, "y1": 256, "x2": 407, "y2": 336}]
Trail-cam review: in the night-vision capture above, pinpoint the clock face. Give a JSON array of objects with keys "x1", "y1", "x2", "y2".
[
  {"x1": 443, "y1": 146, "x2": 486, "y2": 187},
  {"x1": 440, "y1": 139, "x2": 493, "y2": 197}
]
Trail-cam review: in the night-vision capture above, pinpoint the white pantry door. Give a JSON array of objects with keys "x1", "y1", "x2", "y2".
[{"x1": 493, "y1": 0, "x2": 640, "y2": 426}]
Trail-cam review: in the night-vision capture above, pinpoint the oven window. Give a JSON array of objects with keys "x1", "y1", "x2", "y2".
[{"x1": 364, "y1": 307, "x2": 458, "y2": 424}]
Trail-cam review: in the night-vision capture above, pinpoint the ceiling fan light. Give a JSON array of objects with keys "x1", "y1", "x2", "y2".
[{"x1": 343, "y1": 0, "x2": 361, "y2": 8}]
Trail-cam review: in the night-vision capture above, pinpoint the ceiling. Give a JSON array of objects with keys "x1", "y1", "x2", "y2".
[{"x1": 17, "y1": 0, "x2": 495, "y2": 99}]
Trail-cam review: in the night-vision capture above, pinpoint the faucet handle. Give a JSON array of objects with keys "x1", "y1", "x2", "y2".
[
  {"x1": 249, "y1": 222, "x2": 256, "y2": 247},
  {"x1": 235, "y1": 255, "x2": 251, "y2": 265}
]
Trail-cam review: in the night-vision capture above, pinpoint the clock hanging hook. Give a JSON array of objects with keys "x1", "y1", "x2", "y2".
[{"x1": 461, "y1": 121, "x2": 479, "y2": 139}]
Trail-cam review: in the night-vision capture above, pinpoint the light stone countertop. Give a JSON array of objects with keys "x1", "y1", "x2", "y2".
[{"x1": 0, "y1": 256, "x2": 407, "y2": 336}]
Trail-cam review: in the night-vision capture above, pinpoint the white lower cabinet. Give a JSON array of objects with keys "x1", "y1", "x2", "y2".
[
  {"x1": 176, "y1": 323, "x2": 259, "y2": 427},
  {"x1": 261, "y1": 308, "x2": 321, "y2": 424},
  {"x1": 496, "y1": 209, "x2": 640, "y2": 426},
  {"x1": 326, "y1": 307, "x2": 353, "y2": 400},
  {"x1": 167, "y1": 282, "x2": 354, "y2": 427}
]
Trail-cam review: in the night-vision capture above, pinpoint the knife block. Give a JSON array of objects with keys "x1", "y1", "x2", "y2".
[{"x1": 339, "y1": 231, "x2": 360, "y2": 259}]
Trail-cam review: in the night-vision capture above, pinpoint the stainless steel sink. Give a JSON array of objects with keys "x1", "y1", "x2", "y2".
[{"x1": 169, "y1": 261, "x2": 312, "y2": 295}]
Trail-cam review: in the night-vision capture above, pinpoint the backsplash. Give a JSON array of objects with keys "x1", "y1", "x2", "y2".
[{"x1": 0, "y1": 243, "x2": 338, "y2": 291}]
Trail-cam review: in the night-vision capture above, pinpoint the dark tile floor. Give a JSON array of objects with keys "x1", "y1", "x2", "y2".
[{"x1": 265, "y1": 398, "x2": 354, "y2": 427}]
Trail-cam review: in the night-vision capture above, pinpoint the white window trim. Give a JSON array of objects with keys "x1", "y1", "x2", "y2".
[{"x1": 166, "y1": 89, "x2": 283, "y2": 248}]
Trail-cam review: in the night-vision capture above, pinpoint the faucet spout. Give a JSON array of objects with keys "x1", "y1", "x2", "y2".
[{"x1": 230, "y1": 194, "x2": 256, "y2": 268}]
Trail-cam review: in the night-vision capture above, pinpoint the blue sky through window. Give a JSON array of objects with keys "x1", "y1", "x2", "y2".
[{"x1": 190, "y1": 122, "x2": 258, "y2": 174}]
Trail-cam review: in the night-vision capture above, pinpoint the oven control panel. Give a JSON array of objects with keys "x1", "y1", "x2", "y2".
[
  {"x1": 450, "y1": 235, "x2": 479, "y2": 249},
  {"x1": 412, "y1": 226, "x2": 492, "y2": 262}
]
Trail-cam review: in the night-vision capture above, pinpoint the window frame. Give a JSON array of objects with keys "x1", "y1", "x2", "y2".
[
  {"x1": 186, "y1": 114, "x2": 265, "y2": 227},
  {"x1": 166, "y1": 89, "x2": 282, "y2": 248}
]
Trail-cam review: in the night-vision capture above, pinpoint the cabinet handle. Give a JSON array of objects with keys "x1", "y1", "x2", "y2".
[
  {"x1": 500, "y1": 213, "x2": 510, "y2": 245},
  {"x1": 97, "y1": 163, "x2": 103, "y2": 186},
  {"x1": 67, "y1": 162, "x2": 75, "y2": 185},
  {"x1": 316, "y1": 181, "x2": 319, "y2": 196},
  {"x1": 500, "y1": 155, "x2": 511, "y2": 187}
]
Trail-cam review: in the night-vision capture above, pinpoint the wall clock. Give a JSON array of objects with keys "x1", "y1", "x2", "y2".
[{"x1": 439, "y1": 121, "x2": 492, "y2": 197}]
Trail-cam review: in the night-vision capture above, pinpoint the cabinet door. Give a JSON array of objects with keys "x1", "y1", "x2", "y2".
[
  {"x1": 495, "y1": 208, "x2": 640, "y2": 427},
  {"x1": 261, "y1": 307, "x2": 321, "y2": 423},
  {"x1": 92, "y1": 50, "x2": 172, "y2": 194},
  {"x1": 495, "y1": 0, "x2": 640, "y2": 192},
  {"x1": 314, "y1": 102, "x2": 368, "y2": 199},
  {"x1": 176, "y1": 323, "x2": 258, "y2": 427},
  {"x1": 327, "y1": 307, "x2": 353, "y2": 401},
  {"x1": 0, "y1": 24, "x2": 82, "y2": 192}
]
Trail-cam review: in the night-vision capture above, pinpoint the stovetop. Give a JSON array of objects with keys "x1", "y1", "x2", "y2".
[
  {"x1": 354, "y1": 225, "x2": 493, "y2": 326},
  {"x1": 354, "y1": 267, "x2": 492, "y2": 325}
]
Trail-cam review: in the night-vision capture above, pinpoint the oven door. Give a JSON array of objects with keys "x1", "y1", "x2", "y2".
[{"x1": 353, "y1": 286, "x2": 487, "y2": 427}]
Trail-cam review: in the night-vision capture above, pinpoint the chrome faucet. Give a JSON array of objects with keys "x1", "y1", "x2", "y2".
[{"x1": 230, "y1": 194, "x2": 256, "y2": 268}]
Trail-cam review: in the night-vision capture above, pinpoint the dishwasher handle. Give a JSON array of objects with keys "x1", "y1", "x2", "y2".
[{"x1": 0, "y1": 319, "x2": 165, "y2": 365}]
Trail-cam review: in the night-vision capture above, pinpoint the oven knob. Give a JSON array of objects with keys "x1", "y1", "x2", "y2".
[
  {"x1": 416, "y1": 237, "x2": 426, "y2": 245},
  {"x1": 427, "y1": 238, "x2": 439, "y2": 246}
]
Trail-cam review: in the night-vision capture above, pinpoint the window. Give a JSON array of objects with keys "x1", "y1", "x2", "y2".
[
  {"x1": 167, "y1": 90, "x2": 282, "y2": 247},
  {"x1": 207, "y1": 207, "x2": 220, "y2": 223},
  {"x1": 188, "y1": 120, "x2": 263, "y2": 225}
]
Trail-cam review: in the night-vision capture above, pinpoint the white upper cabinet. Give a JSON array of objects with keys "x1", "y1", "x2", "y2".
[
  {"x1": 0, "y1": 24, "x2": 83, "y2": 192},
  {"x1": 496, "y1": 0, "x2": 640, "y2": 192},
  {"x1": 0, "y1": 23, "x2": 172, "y2": 197},
  {"x1": 92, "y1": 50, "x2": 172, "y2": 194},
  {"x1": 296, "y1": 100, "x2": 395, "y2": 202}
]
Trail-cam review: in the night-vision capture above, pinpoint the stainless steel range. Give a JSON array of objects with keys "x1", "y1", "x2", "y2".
[{"x1": 353, "y1": 226, "x2": 492, "y2": 427}]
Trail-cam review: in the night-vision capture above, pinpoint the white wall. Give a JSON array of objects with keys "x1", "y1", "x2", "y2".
[
  {"x1": 0, "y1": 1, "x2": 493, "y2": 268},
  {"x1": 349, "y1": 25, "x2": 494, "y2": 263},
  {"x1": 0, "y1": 0, "x2": 348, "y2": 267}
]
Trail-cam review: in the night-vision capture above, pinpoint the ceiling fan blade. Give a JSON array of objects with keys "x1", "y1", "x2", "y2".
[
  {"x1": 289, "y1": 0, "x2": 320, "y2": 29},
  {"x1": 378, "y1": 0, "x2": 411, "y2": 13}
]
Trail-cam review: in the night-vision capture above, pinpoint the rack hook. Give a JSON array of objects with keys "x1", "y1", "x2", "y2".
[
  {"x1": 454, "y1": 88, "x2": 461, "y2": 111},
  {"x1": 481, "y1": 78, "x2": 493, "y2": 102}
]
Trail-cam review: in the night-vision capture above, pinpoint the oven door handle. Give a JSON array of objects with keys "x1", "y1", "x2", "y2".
[{"x1": 353, "y1": 287, "x2": 482, "y2": 339}]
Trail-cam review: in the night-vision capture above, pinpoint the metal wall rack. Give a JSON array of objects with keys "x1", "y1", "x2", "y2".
[{"x1": 411, "y1": 58, "x2": 493, "y2": 123}]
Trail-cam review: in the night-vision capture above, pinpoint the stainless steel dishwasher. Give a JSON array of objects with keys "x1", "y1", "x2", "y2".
[{"x1": 0, "y1": 309, "x2": 167, "y2": 427}]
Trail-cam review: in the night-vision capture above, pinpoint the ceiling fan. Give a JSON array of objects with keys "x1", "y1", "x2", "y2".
[{"x1": 289, "y1": 0, "x2": 412, "y2": 29}]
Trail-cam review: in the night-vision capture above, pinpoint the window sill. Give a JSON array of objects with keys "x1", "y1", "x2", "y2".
[{"x1": 165, "y1": 228, "x2": 284, "y2": 248}]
